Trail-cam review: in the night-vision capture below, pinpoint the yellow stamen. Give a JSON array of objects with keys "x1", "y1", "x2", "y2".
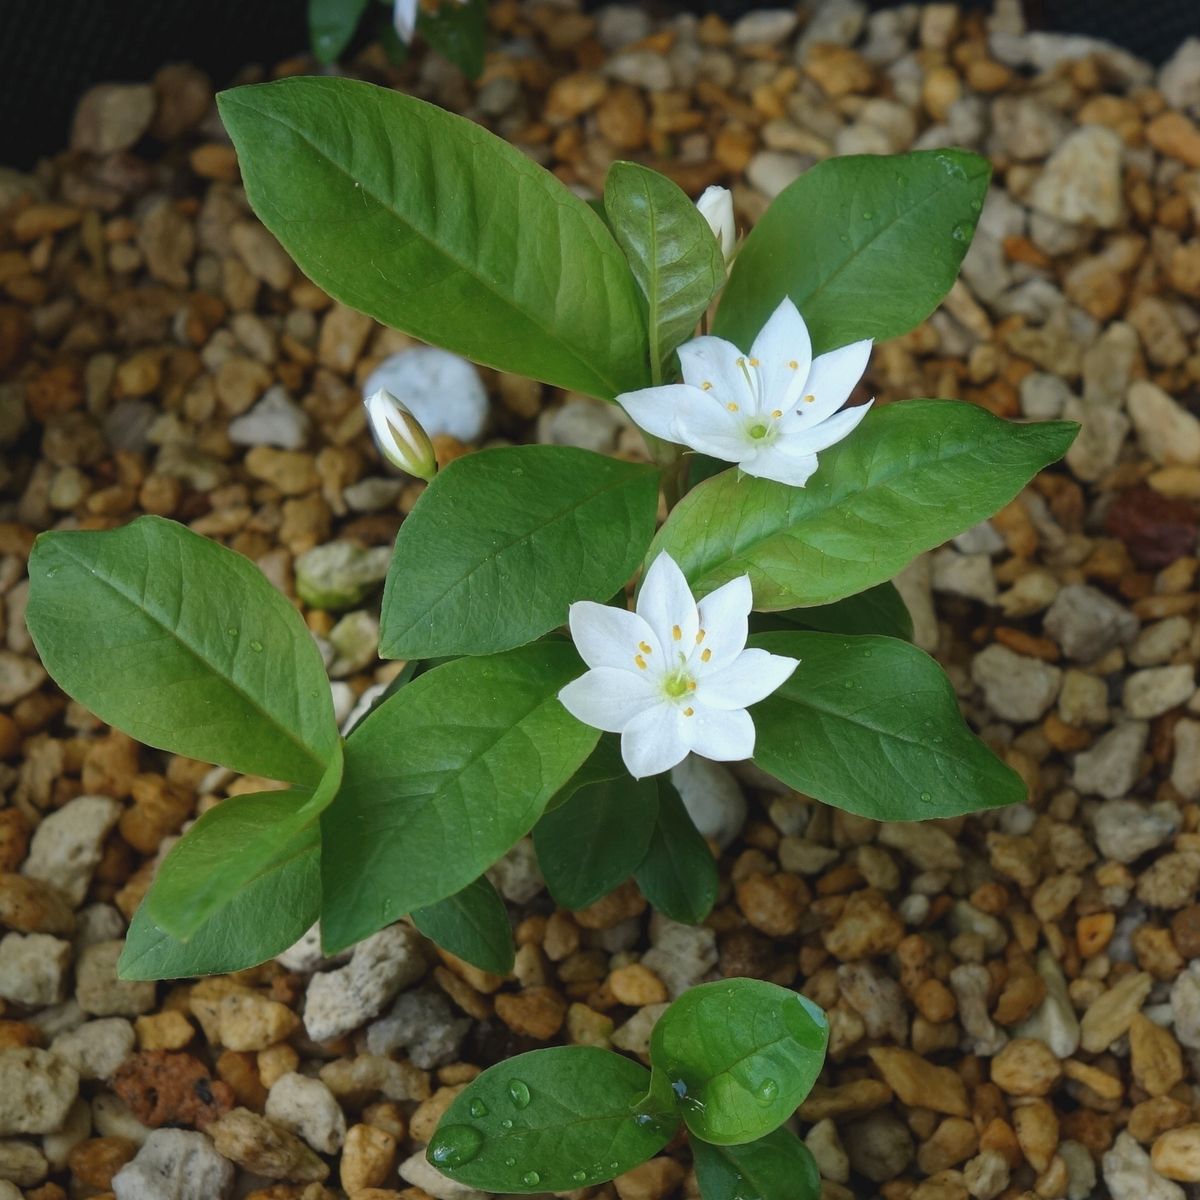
[
  {"x1": 696, "y1": 629, "x2": 706, "y2": 643},
  {"x1": 803, "y1": 393, "x2": 815, "y2": 404},
  {"x1": 688, "y1": 680, "x2": 697, "y2": 691},
  {"x1": 701, "y1": 648, "x2": 712, "y2": 663},
  {"x1": 683, "y1": 707, "x2": 694, "y2": 717},
  {"x1": 788, "y1": 360, "x2": 799, "y2": 369},
  {"x1": 771, "y1": 409, "x2": 782, "y2": 419},
  {"x1": 727, "y1": 402, "x2": 739, "y2": 412},
  {"x1": 638, "y1": 641, "x2": 652, "y2": 655},
  {"x1": 701, "y1": 381, "x2": 713, "y2": 391},
  {"x1": 748, "y1": 357, "x2": 760, "y2": 367},
  {"x1": 672, "y1": 625, "x2": 682, "y2": 641},
  {"x1": 634, "y1": 655, "x2": 647, "y2": 670}
]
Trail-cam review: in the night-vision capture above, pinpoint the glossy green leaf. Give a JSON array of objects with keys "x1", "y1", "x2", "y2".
[
  {"x1": 650, "y1": 979, "x2": 828, "y2": 1145},
  {"x1": 534, "y1": 774, "x2": 658, "y2": 911},
  {"x1": 545, "y1": 733, "x2": 625, "y2": 812},
  {"x1": 690, "y1": 1128, "x2": 822, "y2": 1200},
  {"x1": 412, "y1": 876, "x2": 514, "y2": 975},
  {"x1": 634, "y1": 778, "x2": 718, "y2": 925},
  {"x1": 380, "y1": 447, "x2": 659, "y2": 659},
  {"x1": 26, "y1": 515, "x2": 338, "y2": 786},
  {"x1": 714, "y1": 150, "x2": 991, "y2": 353},
  {"x1": 308, "y1": 0, "x2": 369, "y2": 62},
  {"x1": 427, "y1": 1046, "x2": 676, "y2": 1192},
  {"x1": 320, "y1": 643, "x2": 598, "y2": 952},
  {"x1": 419, "y1": 0, "x2": 487, "y2": 78},
  {"x1": 750, "y1": 631, "x2": 1025, "y2": 820},
  {"x1": 119, "y1": 831, "x2": 319, "y2": 981},
  {"x1": 219, "y1": 78, "x2": 649, "y2": 400},
  {"x1": 604, "y1": 161, "x2": 724, "y2": 375},
  {"x1": 147, "y1": 743, "x2": 343, "y2": 939},
  {"x1": 649, "y1": 401, "x2": 1077, "y2": 610},
  {"x1": 759, "y1": 582, "x2": 913, "y2": 641}
]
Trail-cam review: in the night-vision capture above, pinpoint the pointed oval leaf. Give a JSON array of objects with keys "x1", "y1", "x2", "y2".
[
  {"x1": 218, "y1": 77, "x2": 649, "y2": 400},
  {"x1": 633, "y1": 779, "x2": 718, "y2": 925},
  {"x1": 650, "y1": 979, "x2": 828, "y2": 1145},
  {"x1": 381, "y1": 446, "x2": 660, "y2": 659},
  {"x1": 308, "y1": 0, "x2": 369, "y2": 63},
  {"x1": 649, "y1": 401, "x2": 1077, "y2": 609},
  {"x1": 419, "y1": 0, "x2": 487, "y2": 78},
  {"x1": 756, "y1": 582, "x2": 913, "y2": 641},
  {"x1": 714, "y1": 150, "x2": 991, "y2": 353},
  {"x1": 411, "y1": 876, "x2": 514, "y2": 975},
  {"x1": 26, "y1": 515, "x2": 338, "y2": 786},
  {"x1": 750, "y1": 631, "x2": 1025, "y2": 820},
  {"x1": 534, "y1": 774, "x2": 659, "y2": 911},
  {"x1": 604, "y1": 161, "x2": 724, "y2": 371},
  {"x1": 690, "y1": 1128, "x2": 822, "y2": 1200},
  {"x1": 427, "y1": 1046, "x2": 676, "y2": 1193},
  {"x1": 320, "y1": 642, "x2": 598, "y2": 952}
]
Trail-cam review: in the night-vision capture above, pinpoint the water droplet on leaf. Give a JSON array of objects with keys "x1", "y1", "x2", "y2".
[
  {"x1": 468, "y1": 1098, "x2": 488, "y2": 1118},
  {"x1": 507, "y1": 1079, "x2": 531, "y2": 1109},
  {"x1": 756, "y1": 1078, "x2": 779, "y2": 1103},
  {"x1": 428, "y1": 1124, "x2": 484, "y2": 1168},
  {"x1": 572, "y1": 1170, "x2": 588, "y2": 1184},
  {"x1": 250, "y1": 640, "x2": 263, "y2": 652},
  {"x1": 920, "y1": 790, "x2": 932, "y2": 803},
  {"x1": 951, "y1": 221, "x2": 972, "y2": 241},
  {"x1": 521, "y1": 1171, "x2": 541, "y2": 1186},
  {"x1": 227, "y1": 627, "x2": 238, "y2": 637},
  {"x1": 501, "y1": 1119, "x2": 514, "y2": 1130}
]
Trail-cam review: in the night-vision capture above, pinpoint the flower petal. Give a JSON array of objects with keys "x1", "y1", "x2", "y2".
[
  {"x1": 621, "y1": 704, "x2": 690, "y2": 778},
  {"x1": 393, "y1": 0, "x2": 418, "y2": 40},
  {"x1": 568, "y1": 602, "x2": 662, "y2": 671},
  {"x1": 750, "y1": 298, "x2": 813, "y2": 413},
  {"x1": 791, "y1": 400, "x2": 873, "y2": 454},
  {"x1": 617, "y1": 384, "x2": 704, "y2": 444},
  {"x1": 618, "y1": 385, "x2": 748, "y2": 461},
  {"x1": 559, "y1": 668, "x2": 658, "y2": 733},
  {"x1": 637, "y1": 553, "x2": 699, "y2": 653},
  {"x1": 796, "y1": 338, "x2": 872, "y2": 425},
  {"x1": 741, "y1": 444, "x2": 820, "y2": 487},
  {"x1": 695, "y1": 648, "x2": 799, "y2": 710},
  {"x1": 695, "y1": 575, "x2": 753, "y2": 673},
  {"x1": 677, "y1": 336, "x2": 755, "y2": 407},
  {"x1": 683, "y1": 705, "x2": 756, "y2": 762}
]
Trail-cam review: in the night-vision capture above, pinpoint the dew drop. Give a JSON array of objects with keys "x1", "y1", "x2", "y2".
[
  {"x1": 501, "y1": 1119, "x2": 514, "y2": 1130},
  {"x1": 572, "y1": 1170, "x2": 588, "y2": 1184},
  {"x1": 505, "y1": 1156, "x2": 516, "y2": 1167},
  {"x1": 609, "y1": 1161, "x2": 620, "y2": 1170},
  {"x1": 862, "y1": 648, "x2": 872, "y2": 657},
  {"x1": 920, "y1": 790, "x2": 933, "y2": 803},
  {"x1": 756, "y1": 1078, "x2": 779, "y2": 1104},
  {"x1": 951, "y1": 221, "x2": 972, "y2": 242},
  {"x1": 45, "y1": 566, "x2": 60, "y2": 578},
  {"x1": 521, "y1": 1171, "x2": 541, "y2": 1186},
  {"x1": 861, "y1": 211, "x2": 873, "y2": 221},
  {"x1": 507, "y1": 1079, "x2": 531, "y2": 1109},
  {"x1": 250, "y1": 639, "x2": 264, "y2": 652},
  {"x1": 427, "y1": 1124, "x2": 484, "y2": 1168},
  {"x1": 227, "y1": 627, "x2": 239, "y2": 637},
  {"x1": 468, "y1": 1098, "x2": 488, "y2": 1118},
  {"x1": 838, "y1": 233, "x2": 850, "y2": 243}
]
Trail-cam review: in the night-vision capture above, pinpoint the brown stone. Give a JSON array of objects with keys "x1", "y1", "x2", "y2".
[
  {"x1": 1130, "y1": 1013, "x2": 1184, "y2": 1097},
  {"x1": 0, "y1": 873, "x2": 75, "y2": 935},
  {"x1": 1153, "y1": 1124, "x2": 1200, "y2": 1181},
  {"x1": 111, "y1": 1050, "x2": 235, "y2": 1129},
  {"x1": 823, "y1": 890, "x2": 905, "y2": 960},
  {"x1": 990, "y1": 1038, "x2": 1063, "y2": 1097},
  {"x1": 209, "y1": 1108, "x2": 329, "y2": 1183},
  {"x1": 67, "y1": 1137, "x2": 137, "y2": 1190},
  {"x1": 735, "y1": 871, "x2": 808, "y2": 936},
  {"x1": 494, "y1": 987, "x2": 567, "y2": 1040},
  {"x1": 340, "y1": 1123, "x2": 396, "y2": 1194},
  {"x1": 867, "y1": 1047, "x2": 968, "y2": 1116}
]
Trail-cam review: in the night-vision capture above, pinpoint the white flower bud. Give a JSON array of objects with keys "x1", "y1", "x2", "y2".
[
  {"x1": 696, "y1": 185, "x2": 737, "y2": 266},
  {"x1": 365, "y1": 388, "x2": 437, "y2": 482}
]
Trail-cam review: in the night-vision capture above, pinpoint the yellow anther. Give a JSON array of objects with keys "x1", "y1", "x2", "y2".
[
  {"x1": 736, "y1": 357, "x2": 745, "y2": 367},
  {"x1": 803, "y1": 393, "x2": 816, "y2": 404},
  {"x1": 701, "y1": 648, "x2": 712, "y2": 663},
  {"x1": 672, "y1": 625, "x2": 682, "y2": 641},
  {"x1": 726, "y1": 402, "x2": 739, "y2": 412},
  {"x1": 696, "y1": 629, "x2": 706, "y2": 643},
  {"x1": 634, "y1": 655, "x2": 647, "y2": 670},
  {"x1": 771, "y1": 409, "x2": 783, "y2": 419},
  {"x1": 688, "y1": 680, "x2": 697, "y2": 691},
  {"x1": 638, "y1": 641, "x2": 652, "y2": 654},
  {"x1": 683, "y1": 706, "x2": 695, "y2": 717},
  {"x1": 701, "y1": 381, "x2": 713, "y2": 391},
  {"x1": 788, "y1": 359, "x2": 799, "y2": 369},
  {"x1": 748, "y1": 357, "x2": 760, "y2": 367}
]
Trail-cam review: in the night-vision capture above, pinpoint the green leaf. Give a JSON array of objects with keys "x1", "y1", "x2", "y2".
[
  {"x1": 427, "y1": 1046, "x2": 677, "y2": 1192},
  {"x1": 604, "y1": 161, "x2": 724, "y2": 375},
  {"x1": 320, "y1": 643, "x2": 598, "y2": 952},
  {"x1": 545, "y1": 733, "x2": 626, "y2": 812},
  {"x1": 411, "y1": 876, "x2": 514, "y2": 975},
  {"x1": 714, "y1": 150, "x2": 991, "y2": 353},
  {"x1": 690, "y1": 1128, "x2": 822, "y2": 1200},
  {"x1": 380, "y1": 447, "x2": 659, "y2": 659},
  {"x1": 119, "y1": 831, "x2": 320, "y2": 981},
  {"x1": 534, "y1": 774, "x2": 658, "y2": 911},
  {"x1": 750, "y1": 631, "x2": 1026, "y2": 820},
  {"x1": 650, "y1": 979, "x2": 828, "y2": 1145},
  {"x1": 757, "y1": 582, "x2": 913, "y2": 641},
  {"x1": 649, "y1": 401, "x2": 1077, "y2": 610},
  {"x1": 146, "y1": 743, "x2": 343, "y2": 939},
  {"x1": 308, "y1": 0, "x2": 369, "y2": 62},
  {"x1": 218, "y1": 78, "x2": 649, "y2": 400},
  {"x1": 419, "y1": 0, "x2": 487, "y2": 77},
  {"x1": 25, "y1": 515, "x2": 338, "y2": 787},
  {"x1": 634, "y1": 778, "x2": 718, "y2": 925}
]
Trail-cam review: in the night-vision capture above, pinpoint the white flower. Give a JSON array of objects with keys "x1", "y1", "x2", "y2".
[
  {"x1": 365, "y1": 388, "x2": 438, "y2": 481},
  {"x1": 617, "y1": 298, "x2": 873, "y2": 488},
  {"x1": 696, "y1": 185, "x2": 737, "y2": 266},
  {"x1": 558, "y1": 553, "x2": 799, "y2": 779}
]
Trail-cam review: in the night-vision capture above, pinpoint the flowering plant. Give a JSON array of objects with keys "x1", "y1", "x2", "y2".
[{"x1": 24, "y1": 76, "x2": 1076, "y2": 1196}]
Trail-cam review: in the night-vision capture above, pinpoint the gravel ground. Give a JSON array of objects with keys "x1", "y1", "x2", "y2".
[{"x1": 3, "y1": 2, "x2": 1200, "y2": 1198}]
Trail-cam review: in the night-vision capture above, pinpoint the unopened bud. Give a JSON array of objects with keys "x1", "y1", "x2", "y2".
[
  {"x1": 696, "y1": 185, "x2": 737, "y2": 267},
  {"x1": 365, "y1": 388, "x2": 437, "y2": 482}
]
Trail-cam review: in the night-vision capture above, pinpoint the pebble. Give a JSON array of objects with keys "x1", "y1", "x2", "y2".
[
  {"x1": 294, "y1": 542, "x2": 391, "y2": 610},
  {"x1": 990, "y1": 1037, "x2": 1062, "y2": 1096},
  {"x1": 805, "y1": 1118, "x2": 850, "y2": 1183},
  {"x1": 746, "y1": 150, "x2": 806, "y2": 200},
  {"x1": 1173, "y1": 720, "x2": 1200, "y2": 800},
  {"x1": 50, "y1": 1018, "x2": 135, "y2": 1080},
  {"x1": 487, "y1": 838, "x2": 545, "y2": 904},
  {"x1": 639, "y1": 915, "x2": 718, "y2": 999},
  {"x1": 0, "y1": 651, "x2": 45, "y2": 704},
  {"x1": 189, "y1": 980, "x2": 300, "y2": 1052},
  {"x1": 71, "y1": 83, "x2": 155, "y2": 155},
  {"x1": 399, "y1": 1147, "x2": 489, "y2": 1199},
  {"x1": 970, "y1": 644, "x2": 1061, "y2": 721},
  {"x1": 0, "y1": 1049, "x2": 79, "y2": 1135},
  {"x1": 1043, "y1": 584, "x2": 1138, "y2": 662},
  {"x1": 340, "y1": 1122, "x2": 395, "y2": 1193},
  {"x1": 303, "y1": 923, "x2": 426, "y2": 1042},
  {"x1": 1124, "y1": 665, "x2": 1195, "y2": 718},
  {"x1": 1152, "y1": 1125, "x2": 1200, "y2": 1182},
  {"x1": 0, "y1": 932, "x2": 70, "y2": 1006},
  {"x1": 867, "y1": 1047, "x2": 968, "y2": 1116},
  {"x1": 264, "y1": 1074, "x2": 346, "y2": 1155},
  {"x1": 1128, "y1": 381, "x2": 1200, "y2": 466},
  {"x1": 227, "y1": 388, "x2": 311, "y2": 450},
  {"x1": 1093, "y1": 800, "x2": 1180, "y2": 863},
  {"x1": 21, "y1": 794, "x2": 122, "y2": 905},
  {"x1": 838, "y1": 962, "x2": 908, "y2": 1041},
  {"x1": 207, "y1": 1108, "x2": 328, "y2": 1182},
  {"x1": 1104, "y1": 1131, "x2": 1185, "y2": 1200},
  {"x1": 111, "y1": 1128, "x2": 235, "y2": 1200},
  {"x1": 1072, "y1": 721, "x2": 1148, "y2": 799},
  {"x1": 842, "y1": 1112, "x2": 915, "y2": 1183},
  {"x1": 0, "y1": 1140, "x2": 47, "y2": 1186},
  {"x1": 365, "y1": 990, "x2": 470, "y2": 1069},
  {"x1": 538, "y1": 397, "x2": 628, "y2": 454},
  {"x1": 670, "y1": 756, "x2": 746, "y2": 850},
  {"x1": 76, "y1": 941, "x2": 156, "y2": 1016},
  {"x1": 112, "y1": 1050, "x2": 234, "y2": 1128},
  {"x1": 363, "y1": 349, "x2": 488, "y2": 443},
  {"x1": 1080, "y1": 970, "x2": 1153, "y2": 1052}
]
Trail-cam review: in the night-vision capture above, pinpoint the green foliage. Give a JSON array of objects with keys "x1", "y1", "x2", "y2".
[
  {"x1": 419, "y1": 0, "x2": 488, "y2": 78},
  {"x1": 380, "y1": 447, "x2": 659, "y2": 658},
  {"x1": 428, "y1": 1046, "x2": 676, "y2": 1193},
  {"x1": 750, "y1": 631, "x2": 1025, "y2": 820},
  {"x1": 604, "y1": 161, "x2": 725, "y2": 377},
  {"x1": 650, "y1": 979, "x2": 828, "y2": 1145},
  {"x1": 634, "y1": 779, "x2": 719, "y2": 924},
  {"x1": 412, "y1": 876, "x2": 514, "y2": 975},
  {"x1": 690, "y1": 1128, "x2": 822, "y2": 1200},
  {"x1": 308, "y1": 0, "x2": 370, "y2": 63},
  {"x1": 218, "y1": 79, "x2": 649, "y2": 400},
  {"x1": 758, "y1": 581, "x2": 913, "y2": 641},
  {"x1": 320, "y1": 643, "x2": 598, "y2": 952},
  {"x1": 650, "y1": 401, "x2": 1078, "y2": 609},
  {"x1": 714, "y1": 150, "x2": 991, "y2": 353},
  {"x1": 25, "y1": 515, "x2": 337, "y2": 787}
]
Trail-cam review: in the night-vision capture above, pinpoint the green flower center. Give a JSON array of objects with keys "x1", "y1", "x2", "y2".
[{"x1": 662, "y1": 673, "x2": 693, "y2": 699}]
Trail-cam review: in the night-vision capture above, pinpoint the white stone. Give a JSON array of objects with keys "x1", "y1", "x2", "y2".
[
  {"x1": 366, "y1": 991, "x2": 470, "y2": 1069},
  {"x1": 1170, "y1": 961, "x2": 1200, "y2": 1049},
  {"x1": 746, "y1": 151, "x2": 807, "y2": 200},
  {"x1": 50, "y1": 1018, "x2": 135, "y2": 1080},
  {"x1": 399, "y1": 1149, "x2": 489, "y2": 1200},
  {"x1": 0, "y1": 1049, "x2": 79, "y2": 1136},
  {"x1": 806, "y1": 1118, "x2": 850, "y2": 1183},
  {"x1": 74, "y1": 902, "x2": 127, "y2": 949},
  {"x1": 264, "y1": 1074, "x2": 345, "y2": 1154},
  {"x1": 1015, "y1": 950, "x2": 1081, "y2": 1058},
  {"x1": 1124, "y1": 665, "x2": 1195, "y2": 719},
  {"x1": 1058, "y1": 669, "x2": 1109, "y2": 728},
  {"x1": 362, "y1": 348, "x2": 488, "y2": 443},
  {"x1": 487, "y1": 837, "x2": 544, "y2": 904},
  {"x1": 1043, "y1": 585, "x2": 1137, "y2": 662},
  {"x1": 1103, "y1": 1132, "x2": 1184, "y2": 1200},
  {"x1": 1061, "y1": 1139, "x2": 1097, "y2": 1200},
  {"x1": 0, "y1": 932, "x2": 70, "y2": 1007},
  {"x1": 639, "y1": 915, "x2": 718, "y2": 1000},
  {"x1": 1028, "y1": 126, "x2": 1124, "y2": 229},
  {"x1": 605, "y1": 50, "x2": 674, "y2": 91},
  {"x1": 671, "y1": 755, "x2": 746, "y2": 849},
  {"x1": 92, "y1": 1093, "x2": 152, "y2": 1145},
  {"x1": 76, "y1": 940, "x2": 156, "y2": 1016},
  {"x1": 227, "y1": 387, "x2": 311, "y2": 450},
  {"x1": 732, "y1": 9, "x2": 798, "y2": 44},
  {"x1": 0, "y1": 651, "x2": 44, "y2": 705},
  {"x1": 971, "y1": 644, "x2": 1061, "y2": 722},
  {"x1": 1173, "y1": 719, "x2": 1200, "y2": 801},
  {"x1": 537, "y1": 398, "x2": 628, "y2": 454},
  {"x1": 931, "y1": 548, "x2": 997, "y2": 605},
  {"x1": 41, "y1": 1096, "x2": 90, "y2": 1171},
  {"x1": 1072, "y1": 722, "x2": 1149, "y2": 799},
  {"x1": 303, "y1": 923, "x2": 426, "y2": 1042},
  {"x1": 1130, "y1": 617, "x2": 1192, "y2": 668},
  {"x1": 22, "y1": 794, "x2": 122, "y2": 905},
  {"x1": 1128, "y1": 380, "x2": 1200, "y2": 466},
  {"x1": 1093, "y1": 800, "x2": 1179, "y2": 864},
  {"x1": 1158, "y1": 38, "x2": 1200, "y2": 110},
  {"x1": 0, "y1": 1139, "x2": 47, "y2": 1186},
  {"x1": 112, "y1": 1129, "x2": 235, "y2": 1200}
]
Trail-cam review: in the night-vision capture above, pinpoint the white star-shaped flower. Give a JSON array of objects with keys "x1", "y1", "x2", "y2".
[
  {"x1": 617, "y1": 298, "x2": 873, "y2": 488},
  {"x1": 558, "y1": 553, "x2": 799, "y2": 779}
]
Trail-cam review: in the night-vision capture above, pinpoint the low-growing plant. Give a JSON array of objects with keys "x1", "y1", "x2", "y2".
[{"x1": 25, "y1": 74, "x2": 1077, "y2": 1197}]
